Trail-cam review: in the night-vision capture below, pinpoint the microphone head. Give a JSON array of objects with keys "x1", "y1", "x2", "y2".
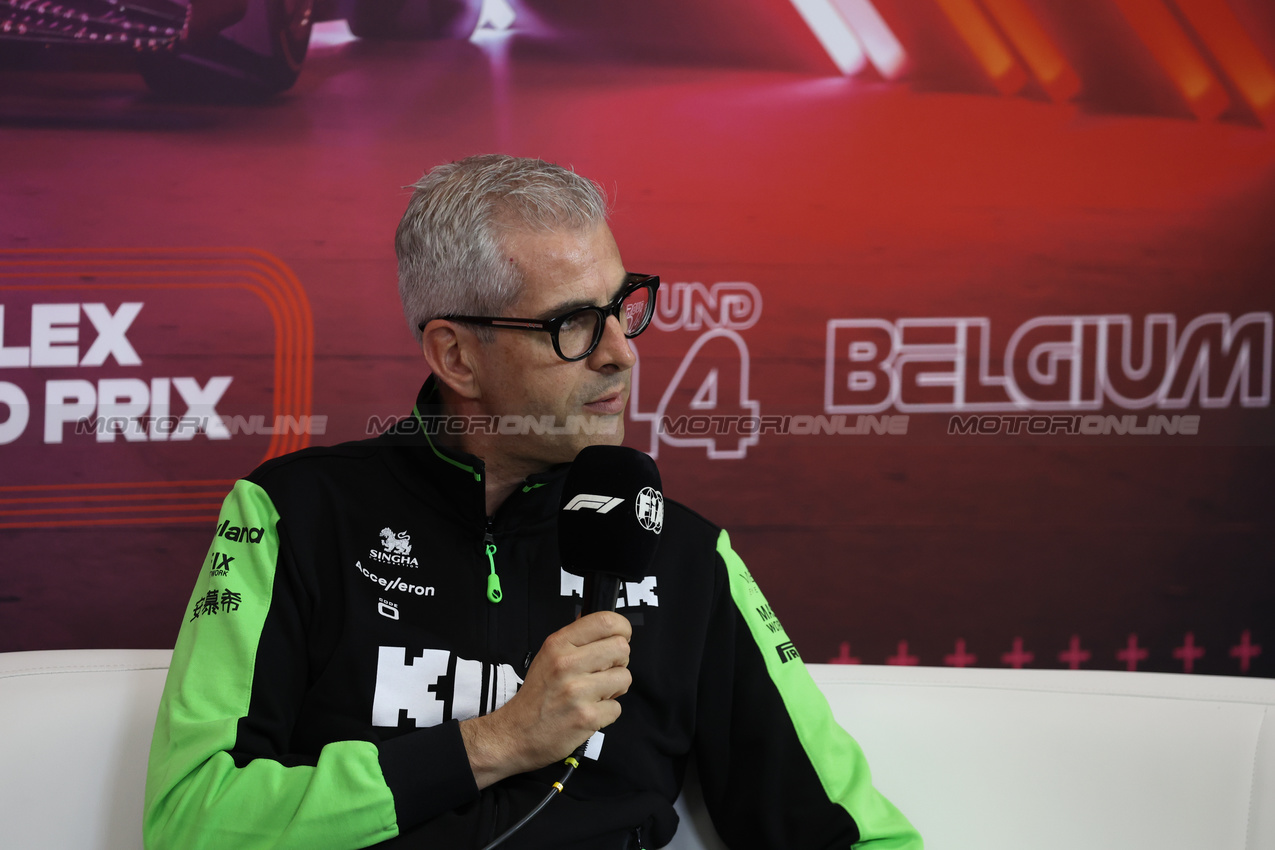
[{"x1": 559, "y1": 445, "x2": 663, "y2": 582}]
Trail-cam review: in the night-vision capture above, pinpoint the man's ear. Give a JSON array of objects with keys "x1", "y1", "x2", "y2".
[{"x1": 420, "y1": 321, "x2": 482, "y2": 400}]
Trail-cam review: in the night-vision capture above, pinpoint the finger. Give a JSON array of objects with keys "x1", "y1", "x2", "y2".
[
  {"x1": 562, "y1": 611, "x2": 632, "y2": 646},
  {"x1": 571, "y1": 634, "x2": 630, "y2": 673},
  {"x1": 591, "y1": 698, "x2": 623, "y2": 731},
  {"x1": 570, "y1": 692, "x2": 625, "y2": 741},
  {"x1": 600, "y1": 665, "x2": 632, "y2": 700},
  {"x1": 570, "y1": 666, "x2": 632, "y2": 707},
  {"x1": 561, "y1": 700, "x2": 623, "y2": 758}
]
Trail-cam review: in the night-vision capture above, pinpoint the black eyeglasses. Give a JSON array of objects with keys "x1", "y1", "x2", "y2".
[{"x1": 421, "y1": 273, "x2": 660, "y2": 362}]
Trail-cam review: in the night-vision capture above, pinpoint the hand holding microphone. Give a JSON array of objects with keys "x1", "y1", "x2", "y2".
[
  {"x1": 461, "y1": 446, "x2": 663, "y2": 788},
  {"x1": 471, "y1": 446, "x2": 663, "y2": 849}
]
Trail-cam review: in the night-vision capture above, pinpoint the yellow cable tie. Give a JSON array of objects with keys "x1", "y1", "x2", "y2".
[
  {"x1": 552, "y1": 782, "x2": 565, "y2": 793},
  {"x1": 564, "y1": 757, "x2": 579, "y2": 769}
]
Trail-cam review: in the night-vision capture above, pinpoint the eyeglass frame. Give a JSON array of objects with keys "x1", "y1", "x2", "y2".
[{"x1": 418, "y1": 273, "x2": 660, "y2": 363}]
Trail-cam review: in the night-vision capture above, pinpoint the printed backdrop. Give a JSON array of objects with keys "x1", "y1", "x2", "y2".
[{"x1": 1, "y1": 0, "x2": 1272, "y2": 676}]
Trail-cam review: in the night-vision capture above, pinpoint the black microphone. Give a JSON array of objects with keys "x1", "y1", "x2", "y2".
[{"x1": 559, "y1": 445, "x2": 664, "y2": 615}]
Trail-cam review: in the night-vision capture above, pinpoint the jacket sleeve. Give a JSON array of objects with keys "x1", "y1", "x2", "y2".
[
  {"x1": 692, "y1": 529, "x2": 923, "y2": 850},
  {"x1": 143, "y1": 479, "x2": 477, "y2": 850}
]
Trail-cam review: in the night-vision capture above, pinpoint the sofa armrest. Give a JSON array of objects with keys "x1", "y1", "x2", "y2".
[
  {"x1": 806, "y1": 663, "x2": 1275, "y2": 850},
  {"x1": 0, "y1": 649, "x2": 172, "y2": 850}
]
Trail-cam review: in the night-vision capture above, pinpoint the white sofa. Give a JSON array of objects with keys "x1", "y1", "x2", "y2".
[{"x1": 1, "y1": 649, "x2": 1272, "y2": 849}]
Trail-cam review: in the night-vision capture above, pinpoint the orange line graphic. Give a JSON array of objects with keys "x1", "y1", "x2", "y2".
[
  {"x1": 0, "y1": 253, "x2": 311, "y2": 457},
  {"x1": 0, "y1": 248, "x2": 314, "y2": 528},
  {"x1": 0, "y1": 503, "x2": 223, "y2": 517},
  {"x1": 980, "y1": 0, "x2": 1081, "y2": 102},
  {"x1": 0, "y1": 479, "x2": 234, "y2": 492},
  {"x1": 0, "y1": 515, "x2": 220, "y2": 529},
  {"x1": 1111, "y1": 0, "x2": 1230, "y2": 120},
  {"x1": 933, "y1": 0, "x2": 1029, "y2": 94},
  {"x1": 1171, "y1": 0, "x2": 1275, "y2": 125},
  {"x1": 0, "y1": 492, "x2": 228, "y2": 505}
]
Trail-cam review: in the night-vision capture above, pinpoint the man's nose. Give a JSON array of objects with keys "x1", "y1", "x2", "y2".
[{"x1": 589, "y1": 314, "x2": 636, "y2": 370}]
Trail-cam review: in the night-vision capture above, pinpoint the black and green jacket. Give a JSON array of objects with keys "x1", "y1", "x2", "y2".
[{"x1": 144, "y1": 381, "x2": 922, "y2": 850}]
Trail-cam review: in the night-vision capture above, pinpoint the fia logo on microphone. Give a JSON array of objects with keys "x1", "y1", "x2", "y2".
[{"x1": 635, "y1": 487, "x2": 663, "y2": 533}]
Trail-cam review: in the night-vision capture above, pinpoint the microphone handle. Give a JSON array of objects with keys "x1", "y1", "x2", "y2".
[
  {"x1": 581, "y1": 573, "x2": 622, "y2": 615},
  {"x1": 570, "y1": 573, "x2": 622, "y2": 764}
]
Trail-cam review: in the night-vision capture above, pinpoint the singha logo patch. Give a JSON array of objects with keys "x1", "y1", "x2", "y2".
[
  {"x1": 380, "y1": 528, "x2": 412, "y2": 556},
  {"x1": 369, "y1": 527, "x2": 419, "y2": 567}
]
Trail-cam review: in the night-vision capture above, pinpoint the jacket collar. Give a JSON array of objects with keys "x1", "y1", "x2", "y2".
[{"x1": 383, "y1": 376, "x2": 569, "y2": 530}]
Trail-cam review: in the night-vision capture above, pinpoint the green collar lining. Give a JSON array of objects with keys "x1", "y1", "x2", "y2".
[{"x1": 412, "y1": 404, "x2": 482, "y2": 483}]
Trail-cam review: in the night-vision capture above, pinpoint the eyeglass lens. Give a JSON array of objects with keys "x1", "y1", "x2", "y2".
[{"x1": 557, "y1": 283, "x2": 654, "y2": 359}]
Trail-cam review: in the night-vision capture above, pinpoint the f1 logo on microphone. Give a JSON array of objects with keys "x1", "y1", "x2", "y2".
[{"x1": 563, "y1": 494, "x2": 624, "y2": 513}]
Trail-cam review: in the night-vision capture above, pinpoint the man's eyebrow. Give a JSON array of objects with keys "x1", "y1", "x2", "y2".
[{"x1": 537, "y1": 277, "x2": 629, "y2": 319}]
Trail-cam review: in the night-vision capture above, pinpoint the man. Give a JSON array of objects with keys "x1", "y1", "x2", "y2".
[{"x1": 144, "y1": 155, "x2": 922, "y2": 849}]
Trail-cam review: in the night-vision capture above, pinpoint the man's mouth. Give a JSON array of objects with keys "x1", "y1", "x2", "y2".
[{"x1": 583, "y1": 388, "x2": 626, "y2": 416}]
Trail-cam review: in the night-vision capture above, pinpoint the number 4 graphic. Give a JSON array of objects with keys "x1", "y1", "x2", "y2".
[{"x1": 629, "y1": 330, "x2": 760, "y2": 460}]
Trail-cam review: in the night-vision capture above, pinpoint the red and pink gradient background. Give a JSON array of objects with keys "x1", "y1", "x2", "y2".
[{"x1": 0, "y1": 0, "x2": 1272, "y2": 675}]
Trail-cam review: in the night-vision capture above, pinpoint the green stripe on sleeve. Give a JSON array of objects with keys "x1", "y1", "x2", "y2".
[
  {"x1": 144, "y1": 480, "x2": 399, "y2": 850},
  {"x1": 717, "y1": 530, "x2": 922, "y2": 849}
]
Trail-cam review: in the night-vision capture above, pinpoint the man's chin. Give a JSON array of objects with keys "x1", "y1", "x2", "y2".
[
  {"x1": 560, "y1": 418, "x2": 624, "y2": 463},
  {"x1": 592, "y1": 419, "x2": 624, "y2": 445}
]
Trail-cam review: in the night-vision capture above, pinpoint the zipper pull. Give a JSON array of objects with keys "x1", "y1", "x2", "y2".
[{"x1": 484, "y1": 531, "x2": 502, "y2": 604}]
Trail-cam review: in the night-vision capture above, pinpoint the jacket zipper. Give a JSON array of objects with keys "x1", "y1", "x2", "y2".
[
  {"x1": 482, "y1": 520, "x2": 502, "y2": 734},
  {"x1": 483, "y1": 521, "x2": 502, "y2": 604}
]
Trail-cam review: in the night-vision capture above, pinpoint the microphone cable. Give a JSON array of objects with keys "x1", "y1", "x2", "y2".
[{"x1": 479, "y1": 749, "x2": 584, "y2": 850}]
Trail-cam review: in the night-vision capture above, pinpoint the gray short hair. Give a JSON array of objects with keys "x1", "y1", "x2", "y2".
[{"x1": 396, "y1": 154, "x2": 610, "y2": 343}]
